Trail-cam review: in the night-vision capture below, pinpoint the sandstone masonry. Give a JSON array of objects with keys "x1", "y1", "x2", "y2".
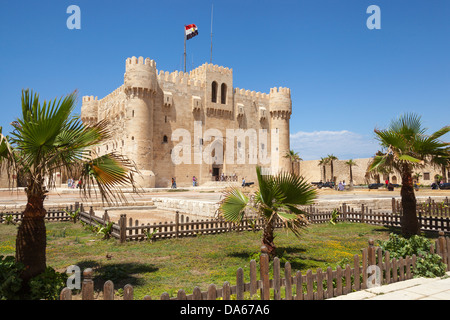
[{"x1": 81, "y1": 57, "x2": 292, "y2": 187}]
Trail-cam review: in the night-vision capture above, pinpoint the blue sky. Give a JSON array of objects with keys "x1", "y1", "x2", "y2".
[{"x1": 0, "y1": 0, "x2": 449, "y2": 160}]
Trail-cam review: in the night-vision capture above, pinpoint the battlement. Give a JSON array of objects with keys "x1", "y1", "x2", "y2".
[
  {"x1": 124, "y1": 56, "x2": 158, "y2": 92},
  {"x1": 190, "y1": 62, "x2": 233, "y2": 77},
  {"x1": 157, "y1": 69, "x2": 205, "y2": 90},
  {"x1": 126, "y1": 56, "x2": 156, "y2": 69},
  {"x1": 99, "y1": 85, "x2": 125, "y2": 104},
  {"x1": 234, "y1": 88, "x2": 269, "y2": 100},
  {"x1": 82, "y1": 95, "x2": 98, "y2": 103},
  {"x1": 270, "y1": 87, "x2": 291, "y2": 95}
]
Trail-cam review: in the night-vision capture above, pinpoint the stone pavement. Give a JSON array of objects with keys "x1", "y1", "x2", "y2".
[{"x1": 328, "y1": 271, "x2": 450, "y2": 300}]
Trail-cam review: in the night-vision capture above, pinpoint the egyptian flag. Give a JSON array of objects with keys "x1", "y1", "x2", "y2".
[{"x1": 185, "y1": 24, "x2": 199, "y2": 40}]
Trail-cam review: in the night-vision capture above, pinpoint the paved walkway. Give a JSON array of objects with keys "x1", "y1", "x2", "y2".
[{"x1": 328, "y1": 271, "x2": 450, "y2": 300}]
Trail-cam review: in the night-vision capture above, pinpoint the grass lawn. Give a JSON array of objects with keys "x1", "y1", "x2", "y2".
[{"x1": 0, "y1": 221, "x2": 397, "y2": 299}]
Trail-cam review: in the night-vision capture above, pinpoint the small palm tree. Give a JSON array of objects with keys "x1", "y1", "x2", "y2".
[
  {"x1": 368, "y1": 113, "x2": 449, "y2": 237},
  {"x1": 345, "y1": 159, "x2": 357, "y2": 188},
  {"x1": 413, "y1": 172, "x2": 422, "y2": 183},
  {"x1": 0, "y1": 89, "x2": 139, "y2": 296},
  {"x1": 318, "y1": 157, "x2": 329, "y2": 182},
  {"x1": 284, "y1": 149, "x2": 302, "y2": 174},
  {"x1": 431, "y1": 150, "x2": 450, "y2": 183},
  {"x1": 326, "y1": 154, "x2": 338, "y2": 186},
  {"x1": 218, "y1": 166, "x2": 317, "y2": 258}
]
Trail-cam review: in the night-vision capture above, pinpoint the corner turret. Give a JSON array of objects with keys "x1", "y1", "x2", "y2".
[
  {"x1": 124, "y1": 56, "x2": 158, "y2": 93},
  {"x1": 123, "y1": 56, "x2": 158, "y2": 188},
  {"x1": 81, "y1": 96, "x2": 99, "y2": 126},
  {"x1": 269, "y1": 87, "x2": 292, "y2": 173}
]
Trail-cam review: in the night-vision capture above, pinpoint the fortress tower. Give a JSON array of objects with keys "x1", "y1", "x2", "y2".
[
  {"x1": 123, "y1": 56, "x2": 158, "y2": 187},
  {"x1": 269, "y1": 87, "x2": 292, "y2": 174},
  {"x1": 81, "y1": 56, "x2": 293, "y2": 188}
]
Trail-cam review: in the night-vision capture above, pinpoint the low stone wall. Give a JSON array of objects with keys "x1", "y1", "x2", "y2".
[
  {"x1": 312, "y1": 195, "x2": 449, "y2": 213},
  {"x1": 150, "y1": 197, "x2": 219, "y2": 218}
]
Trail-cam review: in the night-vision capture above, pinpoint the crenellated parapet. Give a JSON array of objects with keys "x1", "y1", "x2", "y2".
[
  {"x1": 190, "y1": 63, "x2": 233, "y2": 78},
  {"x1": 124, "y1": 56, "x2": 158, "y2": 95},
  {"x1": 269, "y1": 87, "x2": 292, "y2": 120},
  {"x1": 234, "y1": 88, "x2": 270, "y2": 100},
  {"x1": 81, "y1": 95, "x2": 99, "y2": 125},
  {"x1": 157, "y1": 69, "x2": 205, "y2": 91}
]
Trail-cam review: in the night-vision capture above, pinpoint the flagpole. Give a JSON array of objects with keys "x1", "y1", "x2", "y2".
[
  {"x1": 184, "y1": 25, "x2": 187, "y2": 72},
  {"x1": 210, "y1": 4, "x2": 214, "y2": 63}
]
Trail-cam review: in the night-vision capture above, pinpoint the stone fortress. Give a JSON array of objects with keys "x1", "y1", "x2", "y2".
[{"x1": 81, "y1": 56, "x2": 292, "y2": 188}]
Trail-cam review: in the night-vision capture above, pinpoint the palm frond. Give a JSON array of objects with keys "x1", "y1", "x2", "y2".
[
  {"x1": 217, "y1": 188, "x2": 249, "y2": 223},
  {"x1": 80, "y1": 152, "x2": 139, "y2": 205}
]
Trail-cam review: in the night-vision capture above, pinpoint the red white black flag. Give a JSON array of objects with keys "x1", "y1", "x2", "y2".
[{"x1": 185, "y1": 24, "x2": 199, "y2": 40}]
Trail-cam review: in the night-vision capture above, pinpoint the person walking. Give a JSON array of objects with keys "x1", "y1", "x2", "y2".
[{"x1": 171, "y1": 177, "x2": 177, "y2": 189}]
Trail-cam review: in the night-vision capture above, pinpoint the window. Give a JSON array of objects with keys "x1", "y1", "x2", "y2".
[
  {"x1": 132, "y1": 110, "x2": 135, "y2": 117},
  {"x1": 211, "y1": 81, "x2": 218, "y2": 103},
  {"x1": 163, "y1": 135, "x2": 168, "y2": 143},
  {"x1": 221, "y1": 83, "x2": 227, "y2": 104},
  {"x1": 423, "y1": 172, "x2": 430, "y2": 180}
]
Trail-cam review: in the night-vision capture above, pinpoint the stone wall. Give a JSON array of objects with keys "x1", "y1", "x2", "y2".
[{"x1": 299, "y1": 158, "x2": 449, "y2": 186}]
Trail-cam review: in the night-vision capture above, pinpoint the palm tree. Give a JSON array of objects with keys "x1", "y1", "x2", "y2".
[
  {"x1": 284, "y1": 149, "x2": 302, "y2": 174},
  {"x1": 368, "y1": 113, "x2": 449, "y2": 237},
  {"x1": 218, "y1": 166, "x2": 317, "y2": 258},
  {"x1": 366, "y1": 150, "x2": 393, "y2": 184},
  {"x1": 413, "y1": 172, "x2": 422, "y2": 183},
  {"x1": 431, "y1": 149, "x2": 450, "y2": 183},
  {"x1": 318, "y1": 157, "x2": 329, "y2": 182},
  {"x1": 326, "y1": 154, "x2": 338, "y2": 186},
  {"x1": 0, "y1": 89, "x2": 139, "y2": 296},
  {"x1": 345, "y1": 159, "x2": 357, "y2": 188}
]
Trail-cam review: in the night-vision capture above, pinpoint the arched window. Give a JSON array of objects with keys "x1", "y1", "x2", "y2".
[
  {"x1": 221, "y1": 83, "x2": 227, "y2": 104},
  {"x1": 211, "y1": 81, "x2": 218, "y2": 103},
  {"x1": 163, "y1": 135, "x2": 168, "y2": 143}
]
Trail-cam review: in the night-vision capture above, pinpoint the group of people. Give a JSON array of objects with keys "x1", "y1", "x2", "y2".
[
  {"x1": 217, "y1": 173, "x2": 238, "y2": 182},
  {"x1": 171, "y1": 177, "x2": 198, "y2": 188},
  {"x1": 337, "y1": 180, "x2": 346, "y2": 191},
  {"x1": 67, "y1": 178, "x2": 82, "y2": 189}
]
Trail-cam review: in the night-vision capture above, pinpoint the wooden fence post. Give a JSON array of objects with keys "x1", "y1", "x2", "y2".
[
  {"x1": 119, "y1": 214, "x2": 127, "y2": 243},
  {"x1": 249, "y1": 260, "x2": 257, "y2": 297},
  {"x1": 284, "y1": 262, "x2": 292, "y2": 300},
  {"x1": 81, "y1": 268, "x2": 94, "y2": 300},
  {"x1": 123, "y1": 284, "x2": 134, "y2": 300},
  {"x1": 273, "y1": 257, "x2": 281, "y2": 300},
  {"x1": 236, "y1": 268, "x2": 244, "y2": 300},
  {"x1": 103, "y1": 280, "x2": 114, "y2": 300},
  {"x1": 259, "y1": 246, "x2": 270, "y2": 300},
  {"x1": 60, "y1": 287, "x2": 72, "y2": 300},
  {"x1": 175, "y1": 211, "x2": 179, "y2": 238},
  {"x1": 222, "y1": 282, "x2": 231, "y2": 300}
]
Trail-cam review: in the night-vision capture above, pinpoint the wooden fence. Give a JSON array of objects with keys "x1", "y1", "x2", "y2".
[
  {"x1": 0, "y1": 204, "x2": 81, "y2": 224},
  {"x1": 2, "y1": 197, "x2": 450, "y2": 241},
  {"x1": 60, "y1": 233, "x2": 450, "y2": 300}
]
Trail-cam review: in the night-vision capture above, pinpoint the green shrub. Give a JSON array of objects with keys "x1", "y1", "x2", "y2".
[
  {"x1": 0, "y1": 255, "x2": 24, "y2": 300},
  {"x1": 0, "y1": 255, "x2": 67, "y2": 300},
  {"x1": 378, "y1": 233, "x2": 447, "y2": 278},
  {"x1": 29, "y1": 267, "x2": 68, "y2": 300}
]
